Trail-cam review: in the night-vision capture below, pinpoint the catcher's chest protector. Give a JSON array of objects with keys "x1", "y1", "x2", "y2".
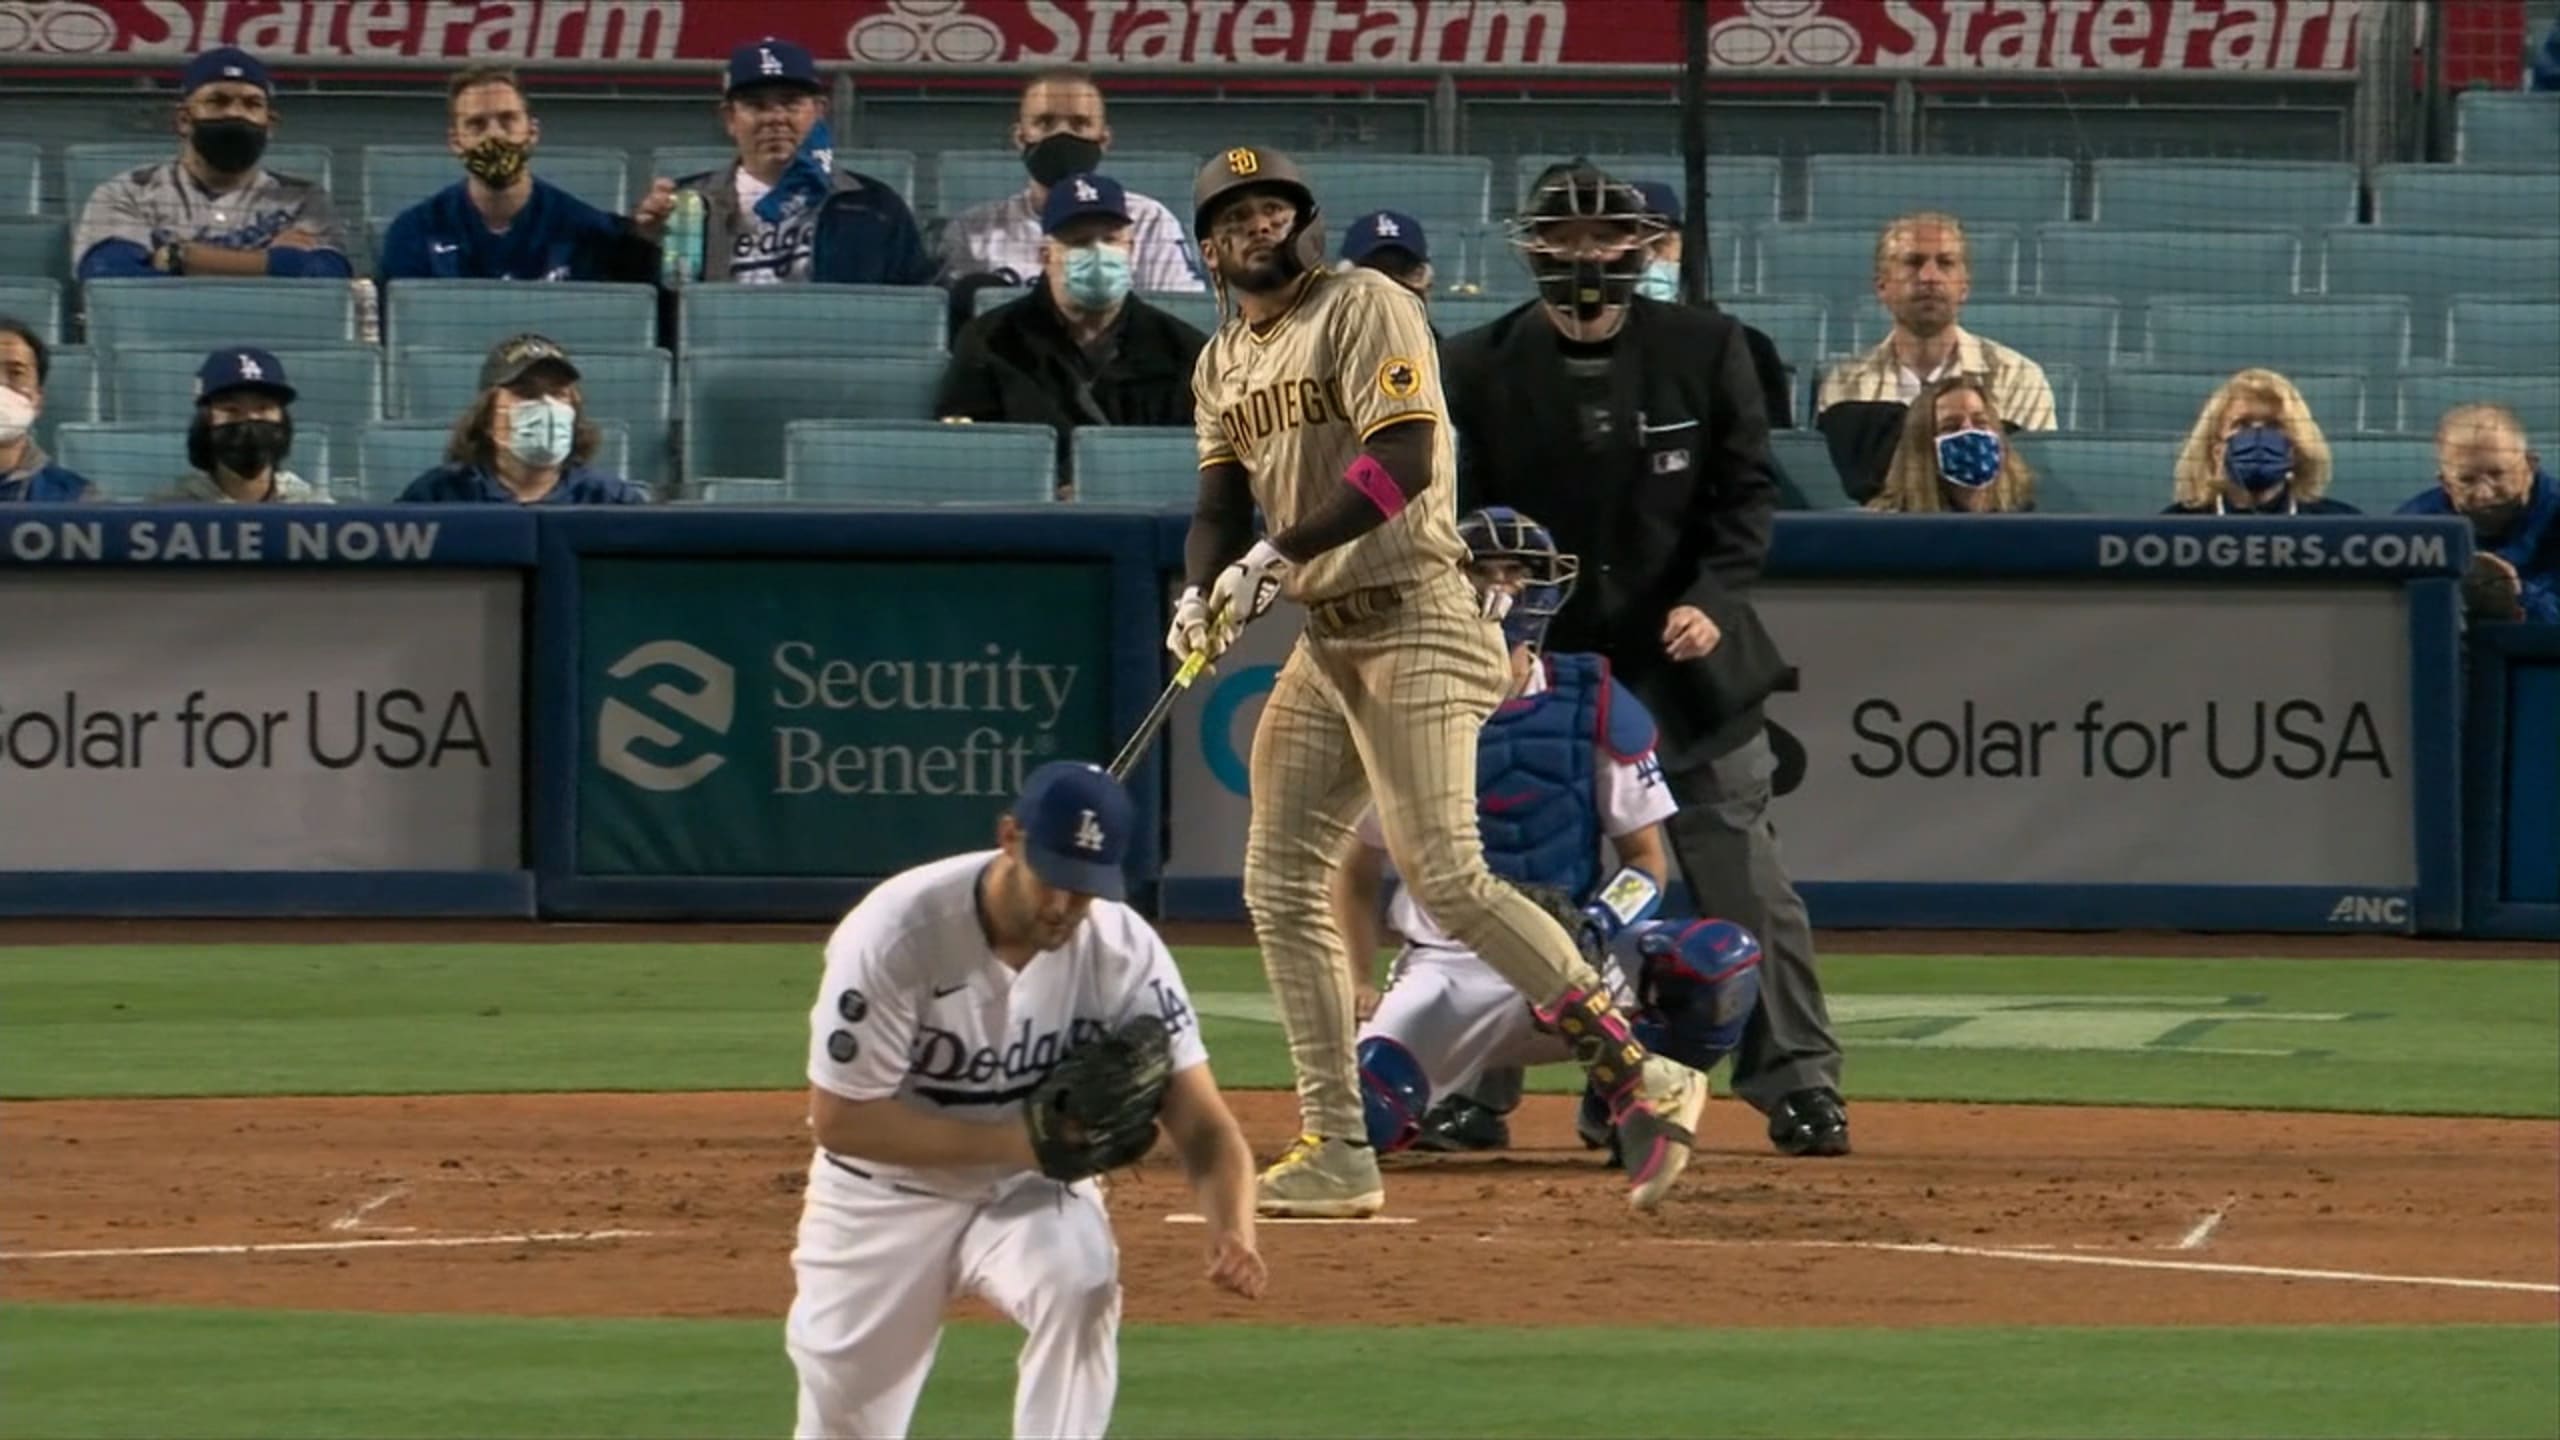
[{"x1": 1474, "y1": 653, "x2": 1606, "y2": 900}]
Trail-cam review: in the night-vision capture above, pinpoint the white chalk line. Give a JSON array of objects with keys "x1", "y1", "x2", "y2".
[
  {"x1": 0, "y1": 1229, "x2": 655, "y2": 1262},
  {"x1": 1165, "y1": 1212, "x2": 1416, "y2": 1227},
  {"x1": 327, "y1": 1184, "x2": 414, "y2": 1234},
  {"x1": 1657, "y1": 1237, "x2": 2557, "y2": 1294},
  {"x1": 2175, "y1": 1195, "x2": 2237, "y2": 1252}
]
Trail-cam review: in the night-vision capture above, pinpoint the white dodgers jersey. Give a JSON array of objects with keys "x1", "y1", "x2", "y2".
[{"x1": 806, "y1": 850, "x2": 1208, "y2": 1198}]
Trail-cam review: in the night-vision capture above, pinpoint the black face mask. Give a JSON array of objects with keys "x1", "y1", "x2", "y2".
[
  {"x1": 2464, "y1": 498, "x2": 2528, "y2": 544},
  {"x1": 1533, "y1": 250, "x2": 1645, "y2": 320},
  {"x1": 190, "y1": 415, "x2": 291, "y2": 480},
  {"x1": 189, "y1": 117, "x2": 270, "y2": 174},
  {"x1": 1023, "y1": 133, "x2": 1104, "y2": 187}
]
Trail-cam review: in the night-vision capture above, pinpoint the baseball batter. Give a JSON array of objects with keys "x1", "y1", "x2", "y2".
[
  {"x1": 787, "y1": 762, "x2": 1264, "y2": 1440},
  {"x1": 1174, "y1": 146, "x2": 1709, "y2": 1218}
]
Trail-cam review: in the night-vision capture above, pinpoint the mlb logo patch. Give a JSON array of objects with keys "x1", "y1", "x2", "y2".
[{"x1": 1651, "y1": 448, "x2": 1690, "y2": 475}]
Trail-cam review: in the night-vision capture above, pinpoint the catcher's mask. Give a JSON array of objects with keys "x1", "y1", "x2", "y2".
[
  {"x1": 1459, "y1": 505, "x2": 1579, "y2": 653},
  {"x1": 1510, "y1": 161, "x2": 1661, "y2": 323},
  {"x1": 1193, "y1": 146, "x2": 1326, "y2": 289}
]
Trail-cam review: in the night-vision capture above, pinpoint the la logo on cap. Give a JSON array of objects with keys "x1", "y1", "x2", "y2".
[
  {"x1": 759, "y1": 46, "x2": 783, "y2": 74},
  {"x1": 1072, "y1": 809, "x2": 1106, "y2": 853},
  {"x1": 221, "y1": 65, "x2": 243, "y2": 77},
  {"x1": 1073, "y1": 178, "x2": 1099, "y2": 202},
  {"x1": 236, "y1": 354, "x2": 264, "y2": 379},
  {"x1": 1375, "y1": 216, "x2": 1399, "y2": 236}
]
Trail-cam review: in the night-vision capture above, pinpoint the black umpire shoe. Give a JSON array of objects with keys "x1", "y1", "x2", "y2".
[
  {"x1": 1410, "y1": 1096, "x2": 1511, "y2": 1152},
  {"x1": 1768, "y1": 1087, "x2": 1851, "y2": 1157}
]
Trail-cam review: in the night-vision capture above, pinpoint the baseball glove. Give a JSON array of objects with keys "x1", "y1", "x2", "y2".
[
  {"x1": 1506, "y1": 879, "x2": 1606, "y2": 969},
  {"x1": 1024, "y1": 1014, "x2": 1176, "y2": 1182}
]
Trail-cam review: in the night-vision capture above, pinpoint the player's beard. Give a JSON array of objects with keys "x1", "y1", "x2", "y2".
[{"x1": 1221, "y1": 237, "x2": 1300, "y2": 294}]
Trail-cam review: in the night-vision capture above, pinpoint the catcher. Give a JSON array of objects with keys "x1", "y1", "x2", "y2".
[{"x1": 787, "y1": 761, "x2": 1264, "y2": 1440}]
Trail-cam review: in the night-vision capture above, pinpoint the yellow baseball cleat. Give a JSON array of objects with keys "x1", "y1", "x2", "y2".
[{"x1": 1254, "y1": 1133, "x2": 1386, "y2": 1219}]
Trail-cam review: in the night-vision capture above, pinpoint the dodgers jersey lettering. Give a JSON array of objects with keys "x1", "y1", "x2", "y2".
[
  {"x1": 730, "y1": 169, "x2": 818, "y2": 284},
  {"x1": 807, "y1": 850, "x2": 1208, "y2": 1198},
  {"x1": 1191, "y1": 265, "x2": 1468, "y2": 603}
]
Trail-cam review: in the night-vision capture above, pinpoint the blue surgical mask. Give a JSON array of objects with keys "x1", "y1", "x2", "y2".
[
  {"x1": 505, "y1": 394, "x2": 576, "y2": 468},
  {"x1": 2223, "y1": 425, "x2": 2294, "y2": 494},
  {"x1": 1934, "y1": 426, "x2": 2003, "y2": 488},
  {"x1": 1062, "y1": 243, "x2": 1133, "y2": 311},
  {"x1": 1636, "y1": 259, "x2": 1679, "y2": 303}
]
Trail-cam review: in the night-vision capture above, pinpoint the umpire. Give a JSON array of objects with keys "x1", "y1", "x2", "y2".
[{"x1": 1445, "y1": 162, "x2": 1846, "y2": 1157}]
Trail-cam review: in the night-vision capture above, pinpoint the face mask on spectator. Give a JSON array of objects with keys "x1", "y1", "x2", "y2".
[
  {"x1": 2463, "y1": 498, "x2": 2528, "y2": 543},
  {"x1": 2222, "y1": 425, "x2": 2294, "y2": 494},
  {"x1": 189, "y1": 118, "x2": 270, "y2": 174},
  {"x1": 1636, "y1": 259, "x2": 1679, "y2": 303},
  {"x1": 1024, "y1": 133, "x2": 1103, "y2": 187},
  {"x1": 1062, "y1": 244, "x2": 1133, "y2": 310},
  {"x1": 206, "y1": 419, "x2": 288, "y2": 477},
  {"x1": 1935, "y1": 427, "x2": 2004, "y2": 489},
  {"x1": 505, "y1": 395, "x2": 576, "y2": 468},
  {"x1": 462, "y1": 136, "x2": 530, "y2": 188},
  {"x1": 0, "y1": 386, "x2": 32, "y2": 445}
]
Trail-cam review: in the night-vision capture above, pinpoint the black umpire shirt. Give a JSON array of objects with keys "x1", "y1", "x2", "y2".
[
  {"x1": 1446, "y1": 295, "x2": 1791, "y2": 760},
  {"x1": 936, "y1": 285, "x2": 1208, "y2": 473}
]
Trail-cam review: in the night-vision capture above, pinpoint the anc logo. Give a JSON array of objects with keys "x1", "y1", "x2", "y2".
[
  {"x1": 596, "y1": 639, "x2": 735, "y2": 793},
  {"x1": 1225, "y1": 148, "x2": 1260, "y2": 176},
  {"x1": 1376, "y1": 356, "x2": 1422, "y2": 399}
]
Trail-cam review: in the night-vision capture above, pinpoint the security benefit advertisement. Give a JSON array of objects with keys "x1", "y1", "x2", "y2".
[
  {"x1": 577, "y1": 559, "x2": 1113, "y2": 876},
  {"x1": 0, "y1": 573, "x2": 521, "y2": 870},
  {"x1": 1758, "y1": 583, "x2": 2416, "y2": 887}
]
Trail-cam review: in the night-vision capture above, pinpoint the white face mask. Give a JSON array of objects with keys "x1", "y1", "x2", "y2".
[
  {"x1": 503, "y1": 394, "x2": 576, "y2": 468},
  {"x1": 0, "y1": 385, "x2": 34, "y2": 446}
]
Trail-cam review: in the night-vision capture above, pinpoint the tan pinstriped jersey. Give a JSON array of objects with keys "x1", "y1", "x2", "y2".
[{"x1": 1192, "y1": 265, "x2": 1467, "y2": 603}]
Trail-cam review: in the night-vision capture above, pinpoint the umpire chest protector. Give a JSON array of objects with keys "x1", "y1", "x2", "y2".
[{"x1": 1475, "y1": 653, "x2": 1646, "y2": 899}]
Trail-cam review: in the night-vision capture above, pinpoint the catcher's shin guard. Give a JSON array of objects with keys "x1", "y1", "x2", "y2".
[{"x1": 1356, "y1": 1036, "x2": 1430, "y2": 1154}]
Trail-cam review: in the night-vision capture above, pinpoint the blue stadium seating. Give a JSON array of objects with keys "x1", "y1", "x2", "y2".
[
  {"x1": 1805, "y1": 156, "x2": 2073, "y2": 228},
  {"x1": 31, "y1": 344, "x2": 97, "y2": 453},
  {"x1": 391, "y1": 346, "x2": 671, "y2": 486},
  {"x1": 2446, "y1": 296, "x2": 2560, "y2": 370},
  {"x1": 2322, "y1": 435, "x2": 2439, "y2": 513},
  {"x1": 1139, "y1": 289, "x2": 1223, "y2": 337},
  {"x1": 84, "y1": 278, "x2": 359, "y2": 350},
  {"x1": 1521, "y1": 155, "x2": 1782, "y2": 225},
  {"x1": 784, "y1": 419, "x2": 1057, "y2": 504},
  {"x1": 361, "y1": 145, "x2": 629, "y2": 225},
  {"x1": 681, "y1": 352, "x2": 944, "y2": 481},
  {"x1": 2396, "y1": 373, "x2": 2560, "y2": 441},
  {"x1": 1429, "y1": 293, "x2": 1531, "y2": 338},
  {"x1": 2320, "y1": 229, "x2": 2560, "y2": 359},
  {"x1": 56, "y1": 422, "x2": 331, "y2": 501},
  {"x1": 2041, "y1": 363, "x2": 2085, "y2": 431},
  {"x1": 2035, "y1": 227, "x2": 2301, "y2": 347},
  {"x1": 2013, "y1": 431, "x2": 2187, "y2": 515},
  {"x1": 0, "y1": 142, "x2": 37, "y2": 216},
  {"x1": 1303, "y1": 156, "x2": 1494, "y2": 241},
  {"x1": 2370, "y1": 165, "x2": 2560, "y2": 233},
  {"x1": 691, "y1": 477, "x2": 794, "y2": 504},
  {"x1": 2100, "y1": 368, "x2": 2365, "y2": 434},
  {"x1": 2086, "y1": 159, "x2": 2358, "y2": 235},
  {"x1": 2146, "y1": 297, "x2": 2410, "y2": 374},
  {"x1": 1716, "y1": 296, "x2": 1829, "y2": 381},
  {"x1": 1946, "y1": 297, "x2": 2121, "y2": 375},
  {"x1": 2455, "y1": 91, "x2": 2560, "y2": 166},
  {"x1": 678, "y1": 283, "x2": 946, "y2": 357},
  {"x1": 1764, "y1": 428, "x2": 1853, "y2": 510},
  {"x1": 355, "y1": 417, "x2": 630, "y2": 502},
  {"x1": 106, "y1": 343, "x2": 381, "y2": 464},
  {"x1": 1070, "y1": 426, "x2": 1198, "y2": 507},
  {"x1": 63, "y1": 143, "x2": 337, "y2": 220},
  {"x1": 384, "y1": 279, "x2": 656, "y2": 355},
  {"x1": 0, "y1": 278, "x2": 62, "y2": 344},
  {"x1": 0, "y1": 217, "x2": 68, "y2": 283}
]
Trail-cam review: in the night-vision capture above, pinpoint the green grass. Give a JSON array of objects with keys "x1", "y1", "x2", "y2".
[
  {"x1": 4, "y1": 944, "x2": 2553, "y2": 1115},
  {"x1": 4, "y1": 1305, "x2": 2553, "y2": 1440}
]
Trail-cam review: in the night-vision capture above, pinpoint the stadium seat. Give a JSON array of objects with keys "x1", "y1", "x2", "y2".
[
  {"x1": 0, "y1": 217, "x2": 69, "y2": 283},
  {"x1": 63, "y1": 143, "x2": 336, "y2": 218},
  {"x1": 83, "y1": 278, "x2": 358, "y2": 350},
  {"x1": 0, "y1": 141, "x2": 37, "y2": 216},
  {"x1": 1716, "y1": 296, "x2": 1829, "y2": 379},
  {"x1": 0, "y1": 277, "x2": 62, "y2": 343},
  {"x1": 1765, "y1": 428, "x2": 1852, "y2": 510},
  {"x1": 2145, "y1": 297, "x2": 2410, "y2": 374},
  {"x1": 107, "y1": 342, "x2": 383, "y2": 458},
  {"x1": 383, "y1": 279, "x2": 656, "y2": 354},
  {"x1": 2446, "y1": 296, "x2": 2560, "y2": 371},
  {"x1": 1951, "y1": 296, "x2": 2123, "y2": 375},
  {"x1": 1070, "y1": 426, "x2": 1199, "y2": 507},
  {"x1": 2322, "y1": 436, "x2": 2438, "y2": 513},
  {"x1": 784, "y1": 419, "x2": 1057, "y2": 504},
  {"x1": 355, "y1": 417, "x2": 630, "y2": 502},
  {"x1": 1139, "y1": 289, "x2": 1223, "y2": 338},
  {"x1": 2455, "y1": 91, "x2": 2560, "y2": 166},
  {"x1": 2100, "y1": 368, "x2": 2365, "y2": 434},
  {"x1": 1429, "y1": 293, "x2": 1532, "y2": 338},
  {"x1": 2395, "y1": 373, "x2": 2560, "y2": 441},
  {"x1": 32, "y1": 344, "x2": 97, "y2": 453},
  {"x1": 1302, "y1": 155, "x2": 1495, "y2": 237},
  {"x1": 361, "y1": 145, "x2": 629, "y2": 224},
  {"x1": 2035, "y1": 226, "x2": 2300, "y2": 347},
  {"x1": 2370, "y1": 166, "x2": 2560, "y2": 234},
  {"x1": 2087, "y1": 159, "x2": 2359, "y2": 235},
  {"x1": 1805, "y1": 156, "x2": 2073, "y2": 228},
  {"x1": 969, "y1": 283, "x2": 1034, "y2": 318},
  {"x1": 56, "y1": 422, "x2": 331, "y2": 502},
  {"x1": 2319, "y1": 229, "x2": 2560, "y2": 359},
  {"x1": 1518, "y1": 154, "x2": 1786, "y2": 225},
  {"x1": 391, "y1": 346, "x2": 671, "y2": 486},
  {"x1": 2012, "y1": 431, "x2": 2187, "y2": 515},
  {"x1": 2040, "y1": 362, "x2": 2085, "y2": 431},
  {"x1": 680, "y1": 352, "x2": 944, "y2": 481},
  {"x1": 691, "y1": 476, "x2": 794, "y2": 504},
  {"x1": 678, "y1": 283, "x2": 946, "y2": 357}
]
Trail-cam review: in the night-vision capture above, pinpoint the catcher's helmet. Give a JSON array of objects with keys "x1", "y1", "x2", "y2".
[
  {"x1": 1510, "y1": 159, "x2": 1662, "y2": 320},
  {"x1": 1458, "y1": 505, "x2": 1579, "y2": 653},
  {"x1": 1193, "y1": 145, "x2": 1326, "y2": 274}
]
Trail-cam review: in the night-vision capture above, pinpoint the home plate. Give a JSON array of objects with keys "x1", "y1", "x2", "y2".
[{"x1": 1165, "y1": 1213, "x2": 1417, "y2": 1226}]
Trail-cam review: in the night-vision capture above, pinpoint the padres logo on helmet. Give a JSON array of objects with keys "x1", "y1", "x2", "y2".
[{"x1": 1225, "y1": 148, "x2": 1260, "y2": 176}]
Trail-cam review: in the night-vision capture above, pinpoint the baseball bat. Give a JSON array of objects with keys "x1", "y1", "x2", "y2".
[{"x1": 1107, "y1": 647, "x2": 1212, "y2": 782}]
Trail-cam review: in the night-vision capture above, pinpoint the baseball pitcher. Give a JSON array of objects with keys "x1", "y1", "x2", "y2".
[{"x1": 1174, "y1": 146, "x2": 1709, "y2": 1218}]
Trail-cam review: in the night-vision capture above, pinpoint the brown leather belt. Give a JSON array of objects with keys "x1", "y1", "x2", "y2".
[{"x1": 1306, "y1": 584, "x2": 1403, "y2": 637}]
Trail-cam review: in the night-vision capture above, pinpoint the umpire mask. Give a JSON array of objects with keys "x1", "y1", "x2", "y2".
[{"x1": 1513, "y1": 163, "x2": 1656, "y2": 328}]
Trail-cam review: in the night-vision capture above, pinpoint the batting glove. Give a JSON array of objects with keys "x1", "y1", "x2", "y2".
[
  {"x1": 1167, "y1": 586, "x2": 1215, "y2": 662},
  {"x1": 1208, "y1": 539, "x2": 1288, "y2": 644}
]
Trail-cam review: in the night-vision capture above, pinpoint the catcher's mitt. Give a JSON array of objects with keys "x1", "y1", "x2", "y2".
[
  {"x1": 1025, "y1": 1014, "x2": 1175, "y2": 1182},
  {"x1": 1505, "y1": 878, "x2": 1605, "y2": 968}
]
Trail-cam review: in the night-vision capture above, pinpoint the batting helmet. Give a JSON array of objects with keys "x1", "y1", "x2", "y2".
[
  {"x1": 1193, "y1": 145, "x2": 1327, "y2": 274},
  {"x1": 1458, "y1": 506, "x2": 1580, "y2": 654}
]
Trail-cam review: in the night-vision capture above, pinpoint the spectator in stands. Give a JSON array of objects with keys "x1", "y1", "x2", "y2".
[
  {"x1": 940, "y1": 67, "x2": 1202, "y2": 293},
  {"x1": 378, "y1": 66, "x2": 663, "y2": 284},
  {"x1": 2399, "y1": 403, "x2": 2557, "y2": 623},
  {"x1": 1625, "y1": 177, "x2": 1796, "y2": 434},
  {"x1": 1865, "y1": 375, "x2": 2037, "y2": 514},
  {"x1": 2532, "y1": 10, "x2": 2560, "y2": 90},
  {"x1": 0, "y1": 318, "x2": 93, "y2": 503},
  {"x1": 936, "y1": 174, "x2": 1207, "y2": 499},
  {"x1": 74, "y1": 48, "x2": 351, "y2": 282},
  {"x1": 647, "y1": 38, "x2": 933, "y2": 287},
  {"x1": 2165, "y1": 367, "x2": 2354, "y2": 515},
  {"x1": 161, "y1": 347, "x2": 328, "y2": 504},
  {"x1": 1340, "y1": 210, "x2": 1433, "y2": 301},
  {"x1": 1629, "y1": 181, "x2": 1685, "y2": 302},
  {"x1": 398, "y1": 334, "x2": 645, "y2": 505},
  {"x1": 1816, "y1": 212, "x2": 2054, "y2": 504}
]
